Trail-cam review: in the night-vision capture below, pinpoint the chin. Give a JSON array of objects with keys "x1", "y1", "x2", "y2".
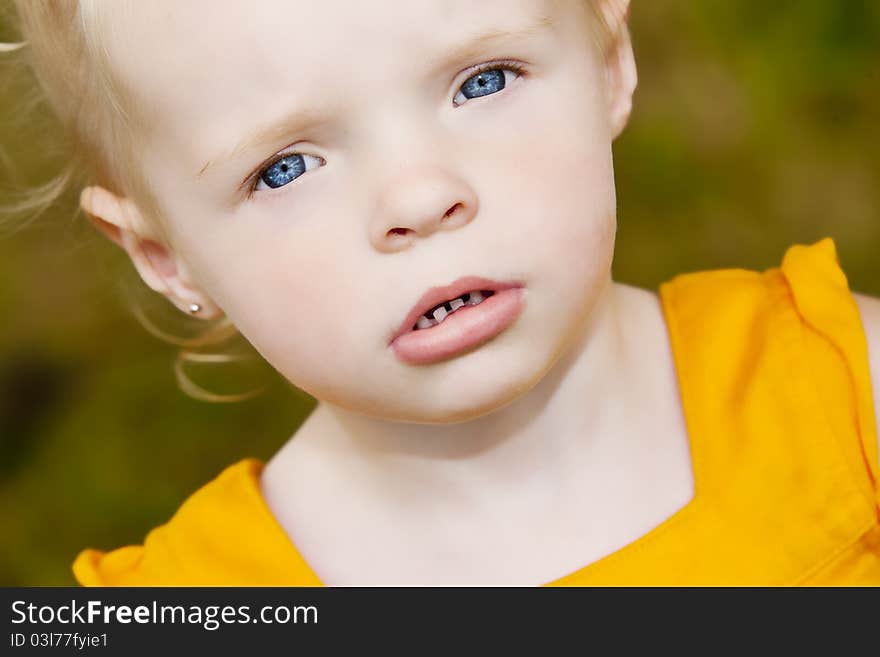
[{"x1": 387, "y1": 351, "x2": 553, "y2": 425}]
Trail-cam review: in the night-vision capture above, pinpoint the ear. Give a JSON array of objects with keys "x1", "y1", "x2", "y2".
[
  {"x1": 601, "y1": 9, "x2": 638, "y2": 139},
  {"x1": 79, "y1": 185, "x2": 223, "y2": 319}
]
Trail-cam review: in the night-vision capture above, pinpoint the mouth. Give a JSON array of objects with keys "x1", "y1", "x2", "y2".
[{"x1": 389, "y1": 276, "x2": 524, "y2": 364}]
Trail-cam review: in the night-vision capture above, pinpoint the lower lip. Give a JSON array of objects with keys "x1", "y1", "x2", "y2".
[{"x1": 390, "y1": 287, "x2": 526, "y2": 365}]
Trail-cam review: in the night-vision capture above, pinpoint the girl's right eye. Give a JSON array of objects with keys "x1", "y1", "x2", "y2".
[{"x1": 251, "y1": 152, "x2": 324, "y2": 194}]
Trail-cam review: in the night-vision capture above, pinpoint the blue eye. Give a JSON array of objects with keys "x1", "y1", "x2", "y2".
[
  {"x1": 453, "y1": 62, "x2": 526, "y2": 107},
  {"x1": 252, "y1": 153, "x2": 323, "y2": 193}
]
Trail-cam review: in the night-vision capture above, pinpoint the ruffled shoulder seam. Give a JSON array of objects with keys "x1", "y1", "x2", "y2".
[{"x1": 780, "y1": 237, "x2": 880, "y2": 512}]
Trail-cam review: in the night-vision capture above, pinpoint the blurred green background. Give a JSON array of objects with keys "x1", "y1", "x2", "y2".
[{"x1": 1, "y1": 2, "x2": 878, "y2": 585}]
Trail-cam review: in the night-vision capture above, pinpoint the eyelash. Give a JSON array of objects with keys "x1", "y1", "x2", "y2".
[
  {"x1": 245, "y1": 59, "x2": 528, "y2": 198},
  {"x1": 452, "y1": 59, "x2": 528, "y2": 107}
]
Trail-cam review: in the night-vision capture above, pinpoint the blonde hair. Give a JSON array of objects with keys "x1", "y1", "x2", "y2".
[{"x1": 0, "y1": 0, "x2": 628, "y2": 402}]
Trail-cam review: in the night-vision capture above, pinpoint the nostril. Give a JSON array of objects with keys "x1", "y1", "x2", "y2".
[
  {"x1": 443, "y1": 203, "x2": 461, "y2": 219},
  {"x1": 388, "y1": 203, "x2": 463, "y2": 238}
]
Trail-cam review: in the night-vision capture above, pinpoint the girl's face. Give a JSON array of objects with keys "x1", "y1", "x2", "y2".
[{"x1": 104, "y1": 0, "x2": 622, "y2": 422}]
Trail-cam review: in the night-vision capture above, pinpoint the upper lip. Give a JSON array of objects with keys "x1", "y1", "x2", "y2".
[{"x1": 389, "y1": 275, "x2": 524, "y2": 344}]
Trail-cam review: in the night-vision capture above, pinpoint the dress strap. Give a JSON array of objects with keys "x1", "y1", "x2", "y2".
[
  {"x1": 780, "y1": 237, "x2": 880, "y2": 513},
  {"x1": 651, "y1": 237, "x2": 879, "y2": 583}
]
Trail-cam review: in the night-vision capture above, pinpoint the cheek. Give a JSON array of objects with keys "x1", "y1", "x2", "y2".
[
  {"x1": 486, "y1": 102, "x2": 616, "y2": 281},
  {"x1": 160, "y1": 160, "x2": 379, "y2": 399},
  {"x1": 475, "y1": 81, "x2": 616, "y2": 346},
  {"x1": 214, "y1": 229, "x2": 365, "y2": 384}
]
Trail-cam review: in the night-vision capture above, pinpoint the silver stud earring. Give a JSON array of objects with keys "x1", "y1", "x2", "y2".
[{"x1": 188, "y1": 303, "x2": 201, "y2": 315}]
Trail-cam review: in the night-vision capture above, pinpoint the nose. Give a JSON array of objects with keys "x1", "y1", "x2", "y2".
[{"x1": 369, "y1": 163, "x2": 479, "y2": 253}]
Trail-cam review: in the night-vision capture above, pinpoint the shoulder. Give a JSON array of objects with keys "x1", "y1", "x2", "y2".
[
  {"x1": 853, "y1": 292, "x2": 880, "y2": 468},
  {"x1": 72, "y1": 458, "x2": 321, "y2": 586}
]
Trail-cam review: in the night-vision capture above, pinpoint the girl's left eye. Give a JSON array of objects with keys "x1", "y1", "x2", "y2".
[
  {"x1": 248, "y1": 62, "x2": 525, "y2": 197},
  {"x1": 453, "y1": 62, "x2": 526, "y2": 107}
]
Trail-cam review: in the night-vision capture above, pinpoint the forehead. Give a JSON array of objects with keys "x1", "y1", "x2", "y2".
[{"x1": 101, "y1": 0, "x2": 577, "y2": 159}]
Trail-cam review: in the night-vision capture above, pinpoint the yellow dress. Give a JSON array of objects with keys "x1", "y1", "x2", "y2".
[{"x1": 72, "y1": 237, "x2": 880, "y2": 586}]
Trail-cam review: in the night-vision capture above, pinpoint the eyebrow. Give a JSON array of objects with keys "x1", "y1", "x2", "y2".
[{"x1": 197, "y1": 13, "x2": 556, "y2": 180}]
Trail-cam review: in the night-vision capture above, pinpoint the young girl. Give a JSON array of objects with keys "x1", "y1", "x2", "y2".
[{"x1": 4, "y1": 0, "x2": 879, "y2": 585}]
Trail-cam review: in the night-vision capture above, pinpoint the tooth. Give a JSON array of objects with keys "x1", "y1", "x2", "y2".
[
  {"x1": 416, "y1": 316, "x2": 434, "y2": 330},
  {"x1": 449, "y1": 297, "x2": 465, "y2": 312},
  {"x1": 468, "y1": 291, "x2": 484, "y2": 305},
  {"x1": 433, "y1": 306, "x2": 448, "y2": 323}
]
